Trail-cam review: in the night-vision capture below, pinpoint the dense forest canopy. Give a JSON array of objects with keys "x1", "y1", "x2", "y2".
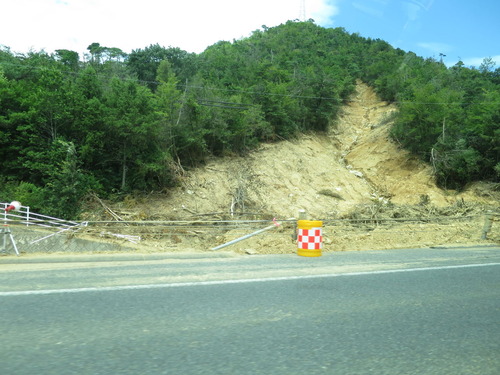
[{"x1": 1, "y1": 21, "x2": 499, "y2": 219}]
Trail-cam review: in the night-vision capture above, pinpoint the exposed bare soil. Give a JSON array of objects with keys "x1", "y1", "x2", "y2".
[{"x1": 82, "y1": 82, "x2": 499, "y2": 254}]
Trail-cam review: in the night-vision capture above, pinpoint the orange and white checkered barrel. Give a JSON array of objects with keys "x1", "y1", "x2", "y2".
[{"x1": 297, "y1": 220, "x2": 323, "y2": 257}]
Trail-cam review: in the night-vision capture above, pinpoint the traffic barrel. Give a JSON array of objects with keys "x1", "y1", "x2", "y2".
[{"x1": 297, "y1": 220, "x2": 323, "y2": 257}]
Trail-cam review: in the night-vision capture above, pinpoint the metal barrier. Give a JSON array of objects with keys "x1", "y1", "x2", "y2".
[
  {"x1": 2, "y1": 203, "x2": 497, "y2": 255},
  {"x1": 81, "y1": 214, "x2": 498, "y2": 253},
  {"x1": 1, "y1": 202, "x2": 87, "y2": 256}
]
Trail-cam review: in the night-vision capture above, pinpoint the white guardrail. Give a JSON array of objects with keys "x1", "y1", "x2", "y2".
[{"x1": 1, "y1": 201, "x2": 87, "y2": 255}]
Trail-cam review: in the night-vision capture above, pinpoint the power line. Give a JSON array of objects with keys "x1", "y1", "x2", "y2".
[
  {"x1": 1, "y1": 60, "x2": 499, "y2": 106},
  {"x1": 197, "y1": 99, "x2": 254, "y2": 109}
]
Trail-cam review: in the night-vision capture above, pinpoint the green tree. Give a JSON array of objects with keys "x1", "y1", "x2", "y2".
[
  {"x1": 102, "y1": 77, "x2": 164, "y2": 191},
  {"x1": 431, "y1": 139, "x2": 482, "y2": 188},
  {"x1": 44, "y1": 140, "x2": 99, "y2": 219},
  {"x1": 463, "y1": 89, "x2": 500, "y2": 180},
  {"x1": 127, "y1": 44, "x2": 196, "y2": 91},
  {"x1": 55, "y1": 49, "x2": 80, "y2": 70},
  {"x1": 391, "y1": 83, "x2": 465, "y2": 159}
]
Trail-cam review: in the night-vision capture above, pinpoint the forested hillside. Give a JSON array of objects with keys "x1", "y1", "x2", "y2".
[{"x1": 1, "y1": 20, "x2": 498, "y2": 219}]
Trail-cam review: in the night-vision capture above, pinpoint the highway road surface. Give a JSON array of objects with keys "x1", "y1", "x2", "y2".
[{"x1": 1, "y1": 246, "x2": 499, "y2": 374}]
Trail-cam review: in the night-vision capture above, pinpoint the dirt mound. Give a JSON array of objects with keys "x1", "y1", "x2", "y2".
[{"x1": 84, "y1": 82, "x2": 499, "y2": 253}]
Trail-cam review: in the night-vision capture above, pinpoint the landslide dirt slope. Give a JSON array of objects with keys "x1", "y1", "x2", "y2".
[
  {"x1": 117, "y1": 82, "x2": 496, "y2": 219},
  {"x1": 90, "y1": 82, "x2": 499, "y2": 253}
]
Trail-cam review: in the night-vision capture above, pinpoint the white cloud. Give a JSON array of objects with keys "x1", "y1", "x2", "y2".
[
  {"x1": 351, "y1": 2, "x2": 384, "y2": 18},
  {"x1": 416, "y1": 41, "x2": 500, "y2": 68},
  {"x1": 461, "y1": 55, "x2": 500, "y2": 69},
  {"x1": 309, "y1": 0, "x2": 340, "y2": 24},
  {"x1": 417, "y1": 42, "x2": 453, "y2": 55},
  {"x1": 1, "y1": 0, "x2": 339, "y2": 56}
]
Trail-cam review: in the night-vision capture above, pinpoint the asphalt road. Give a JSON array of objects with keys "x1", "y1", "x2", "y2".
[{"x1": 1, "y1": 247, "x2": 499, "y2": 374}]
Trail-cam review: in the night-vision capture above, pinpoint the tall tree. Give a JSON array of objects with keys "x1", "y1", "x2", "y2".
[{"x1": 102, "y1": 77, "x2": 163, "y2": 191}]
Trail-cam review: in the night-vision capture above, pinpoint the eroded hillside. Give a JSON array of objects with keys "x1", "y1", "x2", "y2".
[
  {"x1": 86, "y1": 83, "x2": 499, "y2": 252},
  {"x1": 111, "y1": 83, "x2": 494, "y2": 218}
]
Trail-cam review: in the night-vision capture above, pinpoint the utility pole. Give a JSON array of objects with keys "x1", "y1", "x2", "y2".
[{"x1": 439, "y1": 53, "x2": 446, "y2": 64}]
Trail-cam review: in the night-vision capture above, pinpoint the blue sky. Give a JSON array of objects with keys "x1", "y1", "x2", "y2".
[
  {"x1": 1, "y1": 0, "x2": 498, "y2": 69},
  {"x1": 329, "y1": 0, "x2": 500, "y2": 68}
]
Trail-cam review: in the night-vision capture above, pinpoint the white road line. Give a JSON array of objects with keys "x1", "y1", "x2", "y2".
[{"x1": 1, "y1": 262, "x2": 499, "y2": 297}]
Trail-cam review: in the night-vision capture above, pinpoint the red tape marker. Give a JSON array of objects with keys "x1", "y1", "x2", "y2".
[{"x1": 4, "y1": 201, "x2": 21, "y2": 212}]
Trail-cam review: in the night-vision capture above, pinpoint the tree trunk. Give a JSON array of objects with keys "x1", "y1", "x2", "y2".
[{"x1": 121, "y1": 143, "x2": 127, "y2": 191}]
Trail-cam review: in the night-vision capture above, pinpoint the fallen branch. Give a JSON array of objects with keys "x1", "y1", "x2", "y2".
[
  {"x1": 91, "y1": 193, "x2": 124, "y2": 221},
  {"x1": 182, "y1": 205, "x2": 198, "y2": 215}
]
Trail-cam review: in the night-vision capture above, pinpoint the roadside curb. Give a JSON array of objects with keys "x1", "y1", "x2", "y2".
[{"x1": 0, "y1": 251, "x2": 238, "y2": 264}]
